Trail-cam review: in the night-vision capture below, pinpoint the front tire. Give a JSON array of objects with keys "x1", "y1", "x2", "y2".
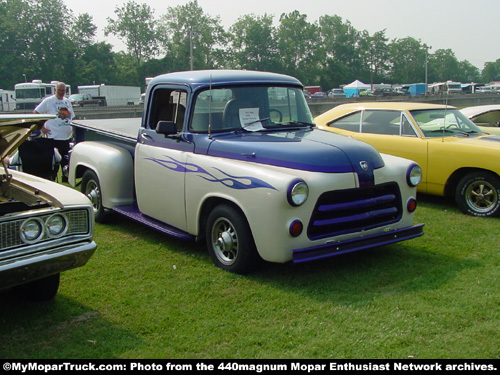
[
  {"x1": 455, "y1": 172, "x2": 500, "y2": 217},
  {"x1": 81, "y1": 170, "x2": 106, "y2": 223},
  {"x1": 14, "y1": 273, "x2": 60, "y2": 301},
  {"x1": 206, "y1": 204, "x2": 261, "y2": 274}
]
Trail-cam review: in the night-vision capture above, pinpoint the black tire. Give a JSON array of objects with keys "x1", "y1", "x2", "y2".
[
  {"x1": 455, "y1": 172, "x2": 500, "y2": 217},
  {"x1": 14, "y1": 273, "x2": 60, "y2": 301},
  {"x1": 81, "y1": 170, "x2": 106, "y2": 223},
  {"x1": 206, "y1": 204, "x2": 261, "y2": 274}
]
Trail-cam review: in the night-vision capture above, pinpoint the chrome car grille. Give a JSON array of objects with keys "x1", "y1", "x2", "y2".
[
  {"x1": 0, "y1": 209, "x2": 90, "y2": 252},
  {"x1": 308, "y1": 182, "x2": 402, "y2": 240}
]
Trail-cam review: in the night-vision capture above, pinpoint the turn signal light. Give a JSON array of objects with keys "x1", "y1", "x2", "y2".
[
  {"x1": 289, "y1": 220, "x2": 303, "y2": 237},
  {"x1": 407, "y1": 198, "x2": 417, "y2": 213}
]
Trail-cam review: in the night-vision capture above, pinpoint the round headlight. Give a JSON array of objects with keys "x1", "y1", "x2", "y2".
[
  {"x1": 288, "y1": 180, "x2": 309, "y2": 206},
  {"x1": 20, "y1": 218, "x2": 44, "y2": 243},
  {"x1": 46, "y1": 214, "x2": 68, "y2": 237},
  {"x1": 407, "y1": 164, "x2": 422, "y2": 187}
]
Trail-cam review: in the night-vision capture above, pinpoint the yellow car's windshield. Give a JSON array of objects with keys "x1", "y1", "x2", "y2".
[{"x1": 410, "y1": 108, "x2": 483, "y2": 137}]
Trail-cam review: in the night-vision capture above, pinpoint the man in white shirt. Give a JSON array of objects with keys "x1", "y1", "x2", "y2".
[{"x1": 34, "y1": 81, "x2": 74, "y2": 182}]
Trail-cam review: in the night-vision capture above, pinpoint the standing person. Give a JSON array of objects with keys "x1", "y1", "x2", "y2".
[{"x1": 34, "y1": 81, "x2": 74, "y2": 182}]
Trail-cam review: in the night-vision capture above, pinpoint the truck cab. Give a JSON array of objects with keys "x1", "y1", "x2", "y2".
[{"x1": 69, "y1": 70, "x2": 423, "y2": 273}]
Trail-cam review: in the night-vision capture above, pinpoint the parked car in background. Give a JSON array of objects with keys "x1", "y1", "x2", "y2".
[
  {"x1": 371, "y1": 88, "x2": 404, "y2": 97},
  {"x1": 310, "y1": 91, "x2": 327, "y2": 98},
  {"x1": 69, "y1": 93, "x2": 100, "y2": 107},
  {"x1": 475, "y1": 87, "x2": 492, "y2": 94},
  {"x1": 315, "y1": 102, "x2": 500, "y2": 217},
  {"x1": 1, "y1": 114, "x2": 96, "y2": 300},
  {"x1": 328, "y1": 89, "x2": 346, "y2": 98},
  {"x1": 460, "y1": 105, "x2": 500, "y2": 135}
]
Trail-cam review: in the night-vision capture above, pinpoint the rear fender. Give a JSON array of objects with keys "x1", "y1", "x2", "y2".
[{"x1": 69, "y1": 141, "x2": 135, "y2": 208}]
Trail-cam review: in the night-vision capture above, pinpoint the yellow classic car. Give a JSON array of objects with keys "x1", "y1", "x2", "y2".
[{"x1": 315, "y1": 102, "x2": 500, "y2": 217}]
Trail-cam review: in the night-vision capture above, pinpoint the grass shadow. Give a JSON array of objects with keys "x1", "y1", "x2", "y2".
[
  {"x1": 250, "y1": 241, "x2": 480, "y2": 307},
  {"x1": 0, "y1": 293, "x2": 142, "y2": 359},
  {"x1": 97, "y1": 206, "x2": 483, "y2": 309}
]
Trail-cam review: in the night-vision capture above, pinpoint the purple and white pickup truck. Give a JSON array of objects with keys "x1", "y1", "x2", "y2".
[{"x1": 69, "y1": 70, "x2": 423, "y2": 273}]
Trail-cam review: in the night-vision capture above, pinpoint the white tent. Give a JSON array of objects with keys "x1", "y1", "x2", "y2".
[
  {"x1": 343, "y1": 80, "x2": 370, "y2": 97},
  {"x1": 344, "y1": 80, "x2": 370, "y2": 89}
]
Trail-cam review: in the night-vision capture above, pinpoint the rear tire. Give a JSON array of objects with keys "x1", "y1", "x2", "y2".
[
  {"x1": 455, "y1": 172, "x2": 500, "y2": 217},
  {"x1": 81, "y1": 170, "x2": 106, "y2": 223},
  {"x1": 206, "y1": 204, "x2": 261, "y2": 274}
]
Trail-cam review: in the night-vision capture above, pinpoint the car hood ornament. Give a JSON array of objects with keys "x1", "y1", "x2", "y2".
[{"x1": 360, "y1": 161, "x2": 369, "y2": 171}]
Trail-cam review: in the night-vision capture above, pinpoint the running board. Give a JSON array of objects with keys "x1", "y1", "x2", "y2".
[{"x1": 112, "y1": 204, "x2": 194, "y2": 240}]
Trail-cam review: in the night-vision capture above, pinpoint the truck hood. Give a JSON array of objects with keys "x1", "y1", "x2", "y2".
[{"x1": 202, "y1": 128, "x2": 385, "y2": 185}]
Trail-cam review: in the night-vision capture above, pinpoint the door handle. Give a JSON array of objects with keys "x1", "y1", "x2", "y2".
[{"x1": 140, "y1": 132, "x2": 153, "y2": 143}]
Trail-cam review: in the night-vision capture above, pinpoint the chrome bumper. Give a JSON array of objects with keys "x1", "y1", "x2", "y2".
[{"x1": 0, "y1": 240, "x2": 97, "y2": 290}]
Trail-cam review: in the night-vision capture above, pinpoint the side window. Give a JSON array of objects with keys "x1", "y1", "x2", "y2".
[
  {"x1": 361, "y1": 110, "x2": 400, "y2": 135},
  {"x1": 268, "y1": 87, "x2": 298, "y2": 123},
  {"x1": 149, "y1": 89, "x2": 187, "y2": 131},
  {"x1": 329, "y1": 112, "x2": 362, "y2": 132},
  {"x1": 401, "y1": 115, "x2": 417, "y2": 137},
  {"x1": 191, "y1": 89, "x2": 232, "y2": 132}
]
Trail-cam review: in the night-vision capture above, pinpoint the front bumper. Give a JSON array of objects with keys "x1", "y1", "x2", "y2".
[
  {"x1": 292, "y1": 224, "x2": 424, "y2": 263},
  {"x1": 0, "y1": 240, "x2": 97, "y2": 290}
]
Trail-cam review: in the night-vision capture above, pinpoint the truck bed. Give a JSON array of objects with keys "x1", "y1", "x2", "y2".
[{"x1": 72, "y1": 118, "x2": 141, "y2": 145}]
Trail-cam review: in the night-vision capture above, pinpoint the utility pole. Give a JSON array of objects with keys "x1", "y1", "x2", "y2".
[
  {"x1": 424, "y1": 44, "x2": 432, "y2": 95},
  {"x1": 189, "y1": 30, "x2": 193, "y2": 71}
]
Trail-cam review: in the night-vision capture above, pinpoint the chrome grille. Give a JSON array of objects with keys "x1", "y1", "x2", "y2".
[
  {"x1": 308, "y1": 183, "x2": 402, "y2": 240},
  {"x1": 0, "y1": 209, "x2": 90, "y2": 251}
]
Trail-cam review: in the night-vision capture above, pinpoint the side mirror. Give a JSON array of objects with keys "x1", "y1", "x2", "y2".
[
  {"x1": 156, "y1": 120, "x2": 181, "y2": 141},
  {"x1": 156, "y1": 120, "x2": 177, "y2": 135}
]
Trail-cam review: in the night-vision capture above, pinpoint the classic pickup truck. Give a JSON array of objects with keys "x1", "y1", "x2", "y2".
[{"x1": 69, "y1": 70, "x2": 423, "y2": 274}]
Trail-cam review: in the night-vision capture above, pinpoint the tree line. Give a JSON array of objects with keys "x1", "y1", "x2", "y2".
[{"x1": 1, "y1": 0, "x2": 499, "y2": 93}]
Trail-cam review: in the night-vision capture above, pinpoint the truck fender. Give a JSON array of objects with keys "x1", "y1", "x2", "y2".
[{"x1": 69, "y1": 141, "x2": 135, "y2": 209}]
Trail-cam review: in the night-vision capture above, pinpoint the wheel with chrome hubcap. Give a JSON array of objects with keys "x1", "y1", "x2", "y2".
[
  {"x1": 206, "y1": 204, "x2": 260, "y2": 274},
  {"x1": 81, "y1": 170, "x2": 106, "y2": 223}
]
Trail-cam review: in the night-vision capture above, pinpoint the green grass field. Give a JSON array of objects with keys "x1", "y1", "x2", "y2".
[{"x1": 1, "y1": 194, "x2": 499, "y2": 359}]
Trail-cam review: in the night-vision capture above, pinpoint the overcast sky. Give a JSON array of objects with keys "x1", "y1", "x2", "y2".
[{"x1": 63, "y1": 0, "x2": 500, "y2": 70}]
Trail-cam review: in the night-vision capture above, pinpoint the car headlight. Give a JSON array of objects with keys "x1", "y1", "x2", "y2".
[
  {"x1": 407, "y1": 164, "x2": 422, "y2": 187},
  {"x1": 288, "y1": 180, "x2": 309, "y2": 206},
  {"x1": 46, "y1": 214, "x2": 68, "y2": 238},
  {"x1": 20, "y1": 218, "x2": 44, "y2": 243}
]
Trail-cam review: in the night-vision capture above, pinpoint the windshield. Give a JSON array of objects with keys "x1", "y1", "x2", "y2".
[
  {"x1": 190, "y1": 85, "x2": 314, "y2": 133},
  {"x1": 410, "y1": 108, "x2": 483, "y2": 137},
  {"x1": 15, "y1": 88, "x2": 44, "y2": 99}
]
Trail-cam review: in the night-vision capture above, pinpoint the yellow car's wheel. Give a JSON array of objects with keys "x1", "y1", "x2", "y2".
[{"x1": 456, "y1": 172, "x2": 500, "y2": 217}]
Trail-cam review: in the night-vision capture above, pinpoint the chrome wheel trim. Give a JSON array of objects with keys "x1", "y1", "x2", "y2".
[
  {"x1": 85, "y1": 180, "x2": 101, "y2": 215},
  {"x1": 465, "y1": 180, "x2": 498, "y2": 214},
  {"x1": 211, "y1": 217, "x2": 239, "y2": 266}
]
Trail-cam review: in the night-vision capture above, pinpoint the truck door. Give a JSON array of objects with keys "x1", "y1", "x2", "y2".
[{"x1": 135, "y1": 87, "x2": 193, "y2": 232}]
